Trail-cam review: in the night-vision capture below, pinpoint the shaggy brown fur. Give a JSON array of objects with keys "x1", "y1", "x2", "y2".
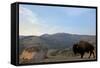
[{"x1": 73, "y1": 41, "x2": 95, "y2": 58}]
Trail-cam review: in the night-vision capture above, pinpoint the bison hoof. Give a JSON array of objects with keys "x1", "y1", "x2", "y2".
[
  {"x1": 88, "y1": 56, "x2": 90, "y2": 58},
  {"x1": 93, "y1": 56, "x2": 95, "y2": 58}
]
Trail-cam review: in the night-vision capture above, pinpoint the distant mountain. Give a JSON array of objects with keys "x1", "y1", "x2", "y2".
[
  {"x1": 19, "y1": 33, "x2": 96, "y2": 51},
  {"x1": 40, "y1": 33, "x2": 96, "y2": 48}
]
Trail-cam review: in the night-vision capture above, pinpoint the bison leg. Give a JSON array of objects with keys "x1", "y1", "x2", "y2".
[
  {"x1": 81, "y1": 53, "x2": 84, "y2": 58},
  {"x1": 92, "y1": 50, "x2": 95, "y2": 58},
  {"x1": 88, "y1": 51, "x2": 95, "y2": 58},
  {"x1": 88, "y1": 52, "x2": 92, "y2": 58}
]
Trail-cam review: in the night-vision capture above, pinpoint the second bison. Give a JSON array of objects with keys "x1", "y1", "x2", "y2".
[{"x1": 73, "y1": 41, "x2": 95, "y2": 58}]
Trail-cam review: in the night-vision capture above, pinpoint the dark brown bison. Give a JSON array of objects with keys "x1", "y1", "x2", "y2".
[{"x1": 73, "y1": 41, "x2": 95, "y2": 58}]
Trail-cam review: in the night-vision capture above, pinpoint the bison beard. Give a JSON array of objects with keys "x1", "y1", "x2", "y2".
[{"x1": 73, "y1": 41, "x2": 95, "y2": 58}]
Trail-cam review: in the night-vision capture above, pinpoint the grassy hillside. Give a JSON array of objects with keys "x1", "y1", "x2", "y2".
[{"x1": 19, "y1": 33, "x2": 96, "y2": 64}]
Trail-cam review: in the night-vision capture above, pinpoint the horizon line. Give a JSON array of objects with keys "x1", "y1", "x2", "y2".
[{"x1": 19, "y1": 32, "x2": 96, "y2": 36}]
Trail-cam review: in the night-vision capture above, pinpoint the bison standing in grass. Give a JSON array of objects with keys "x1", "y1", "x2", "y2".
[{"x1": 73, "y1": 41, "x2": 95, "y2": 58}]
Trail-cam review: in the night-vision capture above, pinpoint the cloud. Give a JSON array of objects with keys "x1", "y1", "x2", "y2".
[
  {"x1": 19, "y1": 6, "x2": 81, "y2": 36},
  {"x1": 19, "y1": 6, "x2": 51, "y2": 36},
  {"x1": 19, "y1": 6, "x2": 39, "y2": 24}
]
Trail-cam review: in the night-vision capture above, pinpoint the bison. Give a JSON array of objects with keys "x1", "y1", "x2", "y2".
[{"x1": 73, "y1": 41, "x2": 95, "y2": 58}]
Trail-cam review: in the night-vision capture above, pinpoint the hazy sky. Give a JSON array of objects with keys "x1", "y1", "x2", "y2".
[{"x1": 19, "y1": 4, "x2": 96, "y2": 36}]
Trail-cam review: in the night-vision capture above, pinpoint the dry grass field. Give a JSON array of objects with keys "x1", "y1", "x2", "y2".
[{"x1": 19, "y1": 48, "x2": 96, "y2": 64}]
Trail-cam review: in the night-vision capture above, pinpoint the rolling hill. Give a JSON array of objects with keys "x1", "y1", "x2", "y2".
[{"x1": 19, "y1": 33, "x2": 96, "y2": 52}]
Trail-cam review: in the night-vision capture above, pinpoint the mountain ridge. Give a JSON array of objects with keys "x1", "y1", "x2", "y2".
[{"x1": 19, "y1": 33, "x2": 96, "y2": 50}]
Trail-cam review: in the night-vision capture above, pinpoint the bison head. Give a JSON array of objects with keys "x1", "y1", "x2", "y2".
[{"x1": 73, "y1": 43, "x2": 79, "y2": 55}]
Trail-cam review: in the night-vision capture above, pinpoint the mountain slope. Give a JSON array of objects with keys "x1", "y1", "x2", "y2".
[{"x1": 19, "y1": 33, "x2": 96, "y2": 51}]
